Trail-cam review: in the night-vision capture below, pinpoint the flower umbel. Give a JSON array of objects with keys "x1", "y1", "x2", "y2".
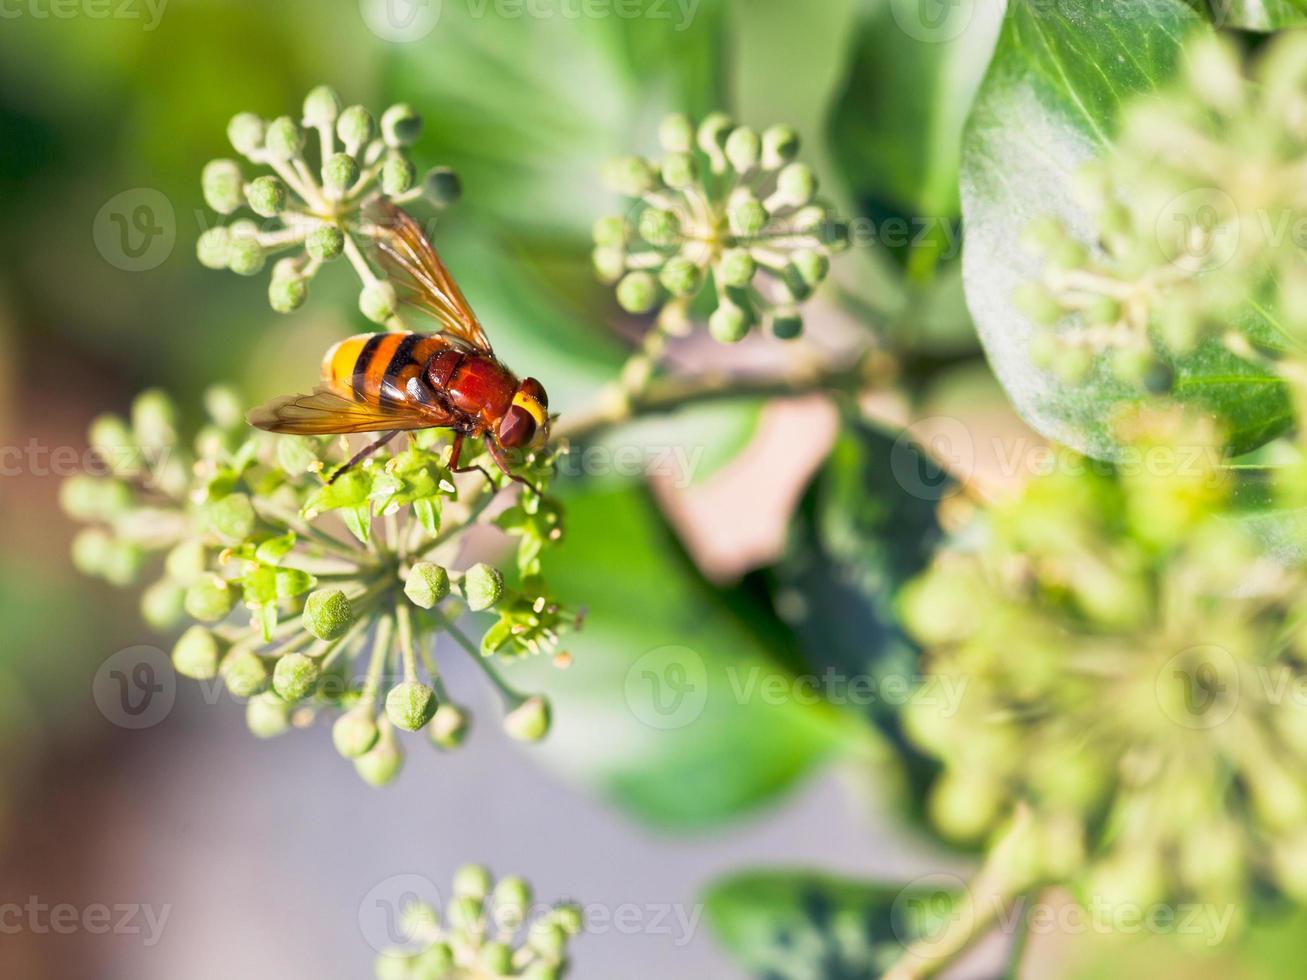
[
  {"x1": 198, "y1": 85, "x2": 462, "y2": 322},
  {"x1": 374, "y1": 864, "x2": 583, "y2": 980},
  {"x1": 594, "y1": 113, "x2": 848, "y2": 344},
  {"x1": 63, "y1": 390, "x2": 578, "y2": 783},
  {"x1": 900, "y1": 409, "x2": 1307, "y2": 936}
]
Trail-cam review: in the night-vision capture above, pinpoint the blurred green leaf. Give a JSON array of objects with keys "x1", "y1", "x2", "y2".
[
  {"x1": 704, "y1": 869, "x2": 961, "y2": 979},
  {"x1": 960, "y1": 0, "x2": 1292, "y2": 459},
  {"x1": 387, "y1": 0, "x2": 729, "y2": 240},
  {"x1": 830, "y1": 0, "x2": 1003, "y2": 224},
  {"x1": 512, "y1": 484, "x2": 865, "y2": 827},
  {"x1": 1200, "y1": 0, "x2": 1307, "y2": 30}
]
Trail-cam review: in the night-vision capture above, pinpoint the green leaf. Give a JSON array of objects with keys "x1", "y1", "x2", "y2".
[
  {"x1": 769, "y1": 418, "x2": 947, "y2": 805},
  {"x1": 511, "y1": 485, "x2": 865, "y2": 827},
  {"x1": 830, "y1": 0, "x2": 1004, "y2": 222},
  {"x1": 704, "y1": 870, "x2": 962, "y2": 979},
  {"x1": 960, "y1": 0, "x2": 1292, "y2": 459}
]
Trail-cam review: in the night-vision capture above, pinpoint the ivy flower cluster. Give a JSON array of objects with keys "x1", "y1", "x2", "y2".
[
  {"x1": 375, "y1": 865, "x2": 583, "y2": 980},
  {"x1": 899, "y1": 409, "x2": 1307, "y2": 935},
  {"x1": 593, "y1": 113, "x2": 848, "y2": 344},
  {"x1": 197, "y1": 85, "x2": 462, "y2": 322},
  {"x1": 61, "y1": 389, "x2": 577, "y2": 785},
  {"x1": 1013, "y1": 33, "x2": 1307, "y2": 389}
]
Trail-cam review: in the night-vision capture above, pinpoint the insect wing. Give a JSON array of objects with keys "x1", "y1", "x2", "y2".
[
  {"x1": 369, "y1": 202, "x2": 494, "y2": 354},
  {"x1": 248, "y1": 380, "x2": 454, "y2": 435}
]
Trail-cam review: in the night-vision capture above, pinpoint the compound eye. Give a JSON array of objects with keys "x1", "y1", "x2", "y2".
[
  {"x1": 521, "y1": 377, "x2": 548, "y2": 411},
  {"x1": 497, "y1": 405, "x2": 537, "y2": 448}
]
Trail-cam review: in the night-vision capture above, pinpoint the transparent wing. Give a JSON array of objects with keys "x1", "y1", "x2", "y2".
[
  {"x1": 367, "y1": 201, "x2": 494, "y2": 354},
  {"x1": 247, "y1": 381, "x2": 455, "y2": 435}
]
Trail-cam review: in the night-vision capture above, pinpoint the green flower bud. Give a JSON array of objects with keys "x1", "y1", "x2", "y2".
[
  {"x1": 196, "y1": 226, "x2": 232, "y2": 269},
  {"x1": 355, "y1": 721, "x2": 404, "y2": 786},
  {"x1": 1086, "y1": 295, "x2": 1121, "y2": 325},
  {"x1": 453, "y1": 863, "x2": 492, "y2": 899},
  {"x1": 463, "y1": 563, "x2": 505, "y2": 611},
  {"x1": 603, "y1": 155, "x2": 656, "y2": 197},
  {"x1": 302, "y1": 85, "x2": 342, "y2": 128},
  {"x1": 592, "y1": 246, "x2": 627, "y2": 284},
  {"x1": 227, "y1": 237, "x2": 265, "y2": 277},
  {"x1": 592, "y1": 216, "x2": 628, "y2": 247},
  {"x1": 1052, "y1": 345, "x2": 1094, "y2": 384},
  {"x1": 638, "y1": 208, "x2": 681, "y2": 247},
  {"x1": 359, "y1": 281, "x2": 398, "y2": 324},
  {"x1": 696, "y1": 112, "x2": 735, "y2": 158},
  {"x1": 322, "y1": 152, "x2": 361, "y2": 195},
  {"x1": 716, "y1": 248, "x2": 756, "y2": 288},
  {"x1": 504, "y1": 695, "x2": 551, "y2": 742},
  {"x1": 88, "y1": 414, "x2": 137, "y2": 475},
  {"x1": 246, "y1": 692, "x2": 292, "y2": 738},
  {"x1": 205, "y1": 492, "x2": 257, "y2": 542},
  {"x1": 709, "y1": 300, "x2": 751, "y2": 343},
  {"x1": 58, "y1": 475, "x2": 132, "y2": 521},
  {"x1": 222, "y1": 647, "x2": 270, "y2": 699},
  {"x1": 246, "y1": 175, "x2": 287, "y2": 218},
  {"x1": 1020, "y1": 216, "x2": 1069, "y2": 253},
  {"x1": 660, "y1": 151, "x2": 698, "y2": 190},
  {"x1": 303, "y1": 588, "x2": 354, "y2": 640},
  {"x1": 725, "y1": 126, "x2": 761, "y2": 173},
  {"x1": 71, "y1": 528, "x2": 113, "y2": 577},
  {"x1": 659, "y1": 112, "x2": 694, "y2": 153},
  {"x1": 130, "y1": 390, "x2": 175, "y2": 448},
  {"x1": 551, "y1": 903, "x2": 583, "y2": 935},
  {"x1": 928, "y1": 769, "x2": 1002, "y2": 843},
  {"x1": 761, "y1": 124, "x2": 800, "y2": 169},
  {"x1": 423, "y1": 167, "x2": 462, "y2": 207},
  {"x1": 273, "y1": 652, "x2": 321, "y2": 702},
  {"x1": 227, "y1": 112, "x2": 265, "y2": 156},
  {"x1": 530, "y1": 921, "x2": 567, "y2": 958},
  {"x1": 1046, "y1": 238, "x2": 1088, "y2": 272},
  {"x1": 616, "y1": 272, "x2": 660, "y2": 314},
  {"x1": 1013, "y1": 282, "x2": 1062, "y2": 325},
  {"x1": 480, "y1": 942, "x2": 512, "y2": 975},
  {"x1": 333, "y1": 705, "x2": 380, "y2": 758},
  {"x1": 204, "y1": 385, "x2": 243, "y2": 430},
  {"x1": 306, "y1": 224, "x2": 345, "y2": 261},
  {"x1": 381, "y1": 155, "x2": 416, "y2": 196},
  {"x1": 141, "y1": 578, "x2": 185, "y2": 629},
  {"x1": 430, "y1": 703, "x2": 469, "y2": 749},
  {"x1": 774, "y1": 163, "x2": 817, "y2": 207},
  {"x1": 385, "y1": 681, "x2": 437, "y2": 731},
  {"x1": 405, "y1": 562, "x2": 450, "y2": 609},
  {"x1": 185, "y1": 577, "x2": 235, "y2": 623},
  {"x1": 769, "y1": 309, "x2": 803, "y2": 340},
  {"x1": 269, "y1": 275, "x2": 308, "y2": 314},
  {"x1": 277, "y1": 436, "x2": 321, "y2": 475},
  {"x1": 336, "y1": 105, "x2": 376, "y2": 151},
  {"x1": 414, "y1": 943, "x2": 454, "y2": 974},
  {"x1": 264, "y1": 116, "x2": 305, "y2": 159},
  {"x1": 374, "y1": 952, "x2": 414, "y2": 980},
  {"x1": 728, "y1": 197, "x2": 768, "y2": 238},
  {"x1": 202, "y1": 159, "x2": 244, "y2": 215},
  {"x1": 381, "y1": 103, "x2": 423, "y2": 146},
  {"x1": 659, "y1": 256, "x2": 702, "y2": 297},
  {"x1": 401, "y1": 900, "x2": 439, "y2": 939},
  {"x1": 447, "y1": 894, "x2": 484, "y2": 934},
  {"x1": 99, "y1": 539, "x2": 144, "y2": 586},
  {"x1": 172, "y1": 625, "x2": 223, "y2": 680},
  {"x1": 791, "y1": 249, "x2": 830, "y2": 287},
  {"x1": 523, "y1": 963, "x2": 561, "y2": 980}
]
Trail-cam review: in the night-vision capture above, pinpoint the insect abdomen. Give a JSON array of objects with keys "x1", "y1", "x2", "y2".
[{"x1": 322, "y1": 332, "x2": 448, "y2": 404}]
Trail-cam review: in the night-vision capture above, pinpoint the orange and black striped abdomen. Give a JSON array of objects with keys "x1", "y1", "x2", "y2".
[{"x1": 322, "y1": 332, "x2": 453, "y2": 405}]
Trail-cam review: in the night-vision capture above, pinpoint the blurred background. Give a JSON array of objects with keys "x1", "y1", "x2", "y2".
[{"x1": 3, "y1": 1, "x2": 1299, "y2": 978}]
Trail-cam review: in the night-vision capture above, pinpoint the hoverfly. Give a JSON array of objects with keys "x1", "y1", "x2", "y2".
[{"x1": 248, "y1": 203, "x2": 550, "y2": 489}]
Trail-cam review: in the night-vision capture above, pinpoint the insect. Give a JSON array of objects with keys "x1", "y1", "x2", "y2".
[{"x1": 248, "y1": 203, "x2": 550, "y2": 490}]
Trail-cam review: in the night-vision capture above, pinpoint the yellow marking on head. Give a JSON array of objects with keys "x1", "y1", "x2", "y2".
[{"x1": 512, "y1": 390, "x2": 547, "y2": 427}]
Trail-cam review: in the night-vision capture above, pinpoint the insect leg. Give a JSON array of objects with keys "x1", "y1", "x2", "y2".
[
  {"x1": 327, "y1": 430, "x2": 399, "y2": 485},
  {"x1": 485, "y1": 437, "x2": 545, "y2": 498},
  {"x1": 447, "y1": 430, "x2": 499, "y2": 490}
]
